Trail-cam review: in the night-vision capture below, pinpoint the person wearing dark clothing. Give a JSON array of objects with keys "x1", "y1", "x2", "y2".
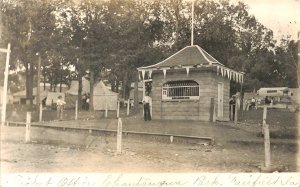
[
  {"x1": 265, "y1": 96, "x2": 271, "y2": 105},
  {"x1": 229, "y1": 95, "x2": 236, "y2": 121},
  {"x1": 82, "y1": 94, "x2": 87, "y2": 110}
]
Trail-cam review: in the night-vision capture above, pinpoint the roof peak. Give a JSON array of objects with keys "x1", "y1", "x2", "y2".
[{"x1": 138, "y1": 45, "x2": 223, "y2": 70}]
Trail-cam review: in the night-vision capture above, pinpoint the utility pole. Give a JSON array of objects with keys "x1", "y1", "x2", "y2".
[{"x1": 1, "y1": 43, "x2": 11, "y2": 126}]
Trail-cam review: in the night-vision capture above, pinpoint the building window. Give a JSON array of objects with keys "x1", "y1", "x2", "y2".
[
  {"x1": 162, "y1": 80, "x2": 199, "y2": 100},
  {"x1": 267, "y1": 90, "x2": 277, "y2": 93}
]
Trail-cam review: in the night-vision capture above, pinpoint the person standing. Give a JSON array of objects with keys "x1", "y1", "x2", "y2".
[
  {"x1": 229, "y1": 95, "x2": 236, "y2": 121},
  {"x1": 86, "y1": 93, "x2": 90, "y2": 110},
  {"x1": 82, "y1": 94, "x2": 87, "y2": 110},
  {"x1": 250, "y1": 97, "x2": 256, "y2": 109},
  {"x1": 56, "y1": 95, "x2": 66, "y2": 121},
  {"x1": 142, "y1": 92, "x2": 152, "y2": 121}
]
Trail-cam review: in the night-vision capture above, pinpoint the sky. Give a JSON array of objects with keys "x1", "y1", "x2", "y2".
[{"x1": 232, "y1": 0, "x2": 300, "y2": 40}]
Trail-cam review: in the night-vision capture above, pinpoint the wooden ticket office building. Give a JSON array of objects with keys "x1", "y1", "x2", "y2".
[{"x1": 137, "y1": 45, "x2": 244, "y2": 121}]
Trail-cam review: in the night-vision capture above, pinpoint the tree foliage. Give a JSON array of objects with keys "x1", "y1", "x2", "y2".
[{"x1": 1, "y1": 0, "x2": 298, "y2": 104}]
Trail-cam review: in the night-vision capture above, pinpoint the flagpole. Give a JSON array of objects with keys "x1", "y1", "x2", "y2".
[{"x1": 191, "y1": 0, "x2": 194, "y2": 46}]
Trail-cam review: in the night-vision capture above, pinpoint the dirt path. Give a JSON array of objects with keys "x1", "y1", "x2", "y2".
[{"x1": 1, "y1": 126, "x2": 298, "y2": 173}]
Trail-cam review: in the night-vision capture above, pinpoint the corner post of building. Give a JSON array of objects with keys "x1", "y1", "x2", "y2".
[
  {"x1": 210, "y1": 98, "x2": 215, "y2": 122},
  {"x1": 133, "y1": 70, "x2": 139, "y2": 113},
  {"x1": 142, "y1": 81, "x2": 145, "y2": 98},
  {"x1": 142, "y1": 79, "x2": 145, "y2": 117},
  {"x1": 240, "y1": 73, "x2": 244, "y2": 118}
]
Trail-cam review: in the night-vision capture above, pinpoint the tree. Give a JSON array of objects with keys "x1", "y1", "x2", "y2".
[
  {"x1": 103, "y1": 0, "x2": 167, "y2": 99},
  {"x1": 1, "y1": 0, "x2": 65, "y2": 103},
  {"x1": 2, "y1": 0, "x2": 296, "y2": 103},
  {"x1": 274, "y1": 38, "x2": 298, "y2": 88}
]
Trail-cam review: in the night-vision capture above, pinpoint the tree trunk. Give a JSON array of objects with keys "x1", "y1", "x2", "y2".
[
  {"x1": 36, "y1": 55, "x2": 41, "y2": 109},
  {"x1": 77, "y1": 71, "x2": 83, "y2": 110},
  {"x1": 60, "y1": 63, "x2": 63, "y2": 92},
  {"x1": 134, "y1": 71, "x2": 139, "y2": 112},
  {"x1": 89, "y1": 69, "x2": 94, "y2": 111},
  {"x1": 122, "y1": 81, "x2": 126, "y2": 99},
  {"x1": 60, "y1": 77, "x2": 63, "y2": 92},
  {"x1": 122, "y1": 71, "x2": 128, "y2": 99},
  {"x1": 26, "y1": 61, "x2": 34, "y2": 105},
  {"x1": 50, "y1": 80, "x2": 53, "y2": 91},
  {"x1": 43, "y1": 65, "x2": 46, "y2": 91},
  {"x1": 116, "y1": 80, "x2": 119, "y2": 93},
  {"x1": 29, "y1": 62, "x2": 34, "y2": 105},
  {"x1": 26, "y1": 62, "x2": 29, "y2": 99},
  {"x1": 110, "y1": 76, "x2": 115, "y2": 92},
  {"x1": 111, "y1": 81, "x2": 115, "y2": 92},
  {"x1": 126, "y1": 80, "x2": 131, "y2": 99}
]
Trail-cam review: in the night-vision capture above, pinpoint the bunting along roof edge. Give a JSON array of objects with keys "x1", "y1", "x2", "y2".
[{"x1": 138, "y1": 64, "x2": 244, "y2": 84}]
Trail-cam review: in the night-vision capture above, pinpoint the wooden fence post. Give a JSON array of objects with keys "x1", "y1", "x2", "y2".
[
  {"x1": 25, "y1": 112, "x2": 31, "y2": 143},
  {"x1": 263, "y1": 106, "x2": 271, "y2": 169},
  {"x1": 234, "y1": 103, "x2": 238, "y2": 125},
  {"x1": 117, "y1": 118, "x2": 122, "y2": 154},
  {"x1": 39, "y1": 103, "x2": 43, "y2": 122},
  {"x1": 117, "y1": 100, "x2": 120, "y2": 118},
  {"x1": 105, "y1": 103, "x2": 108, "y2": 118},
  {"x1": 170, "y1": 136, "x2": 174, "y2": 143},
  {"x1": 75, "y1": 100, "x2": 78, "y2": 120},
  {"x1": 127, "y1": 99, "x2": 130, "y2": 116}
]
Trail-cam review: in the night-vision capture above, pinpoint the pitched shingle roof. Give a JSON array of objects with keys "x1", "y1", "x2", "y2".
[
  {"x1": 138, "y1": 45, "x2": 223, "y2": 70},
  {"x1": 137, "y1": 45, "x2": 244, "y2": 84}
]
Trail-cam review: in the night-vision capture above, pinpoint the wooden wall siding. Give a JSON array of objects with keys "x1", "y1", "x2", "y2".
[
  {"x1": 214, "y1": 75, "x2": 230, "y2": 121},
  {"x1": 161, "y1": 101, "x2": 199, "y2": 119},
  {"x1": 151, "y1": 68, "x2": 230, "y2": 121}
]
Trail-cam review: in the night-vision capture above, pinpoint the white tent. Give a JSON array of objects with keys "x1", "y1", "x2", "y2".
[
  {"x1": 93, "y1": 81, "x2": 118, "y2": 110},
  {"x1": 45, "y1": 92, "x2": 65, "y2": 106},
  {"x1": 65, "y1": 78, "x2": 88, "y2": 108},
  {"x1": 65, "y1": 79, "x2": 118, "y2": 110}
]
